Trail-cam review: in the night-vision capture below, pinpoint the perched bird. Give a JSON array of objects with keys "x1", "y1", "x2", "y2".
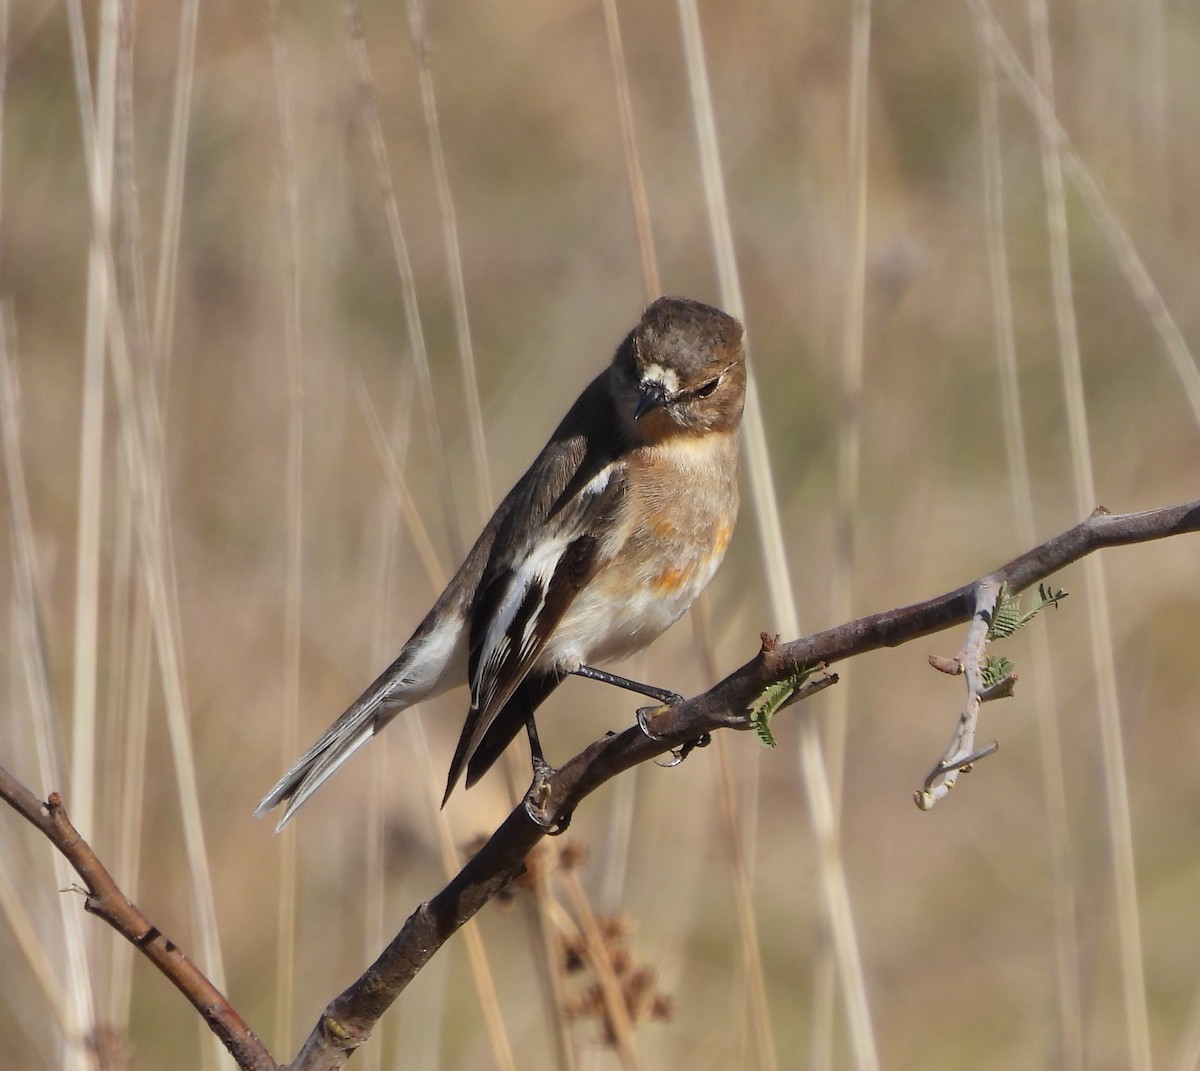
[{"x1": 256, "y1": 296, "x2": 746, "y2": 830}]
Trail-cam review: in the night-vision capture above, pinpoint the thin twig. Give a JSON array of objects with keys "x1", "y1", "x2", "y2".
[
  {"x1": 0, "y1": 767, "x2": 277, "y2": 1071},
  {"x1": 915, "y1": 579, "x2": 1002, "y2": 809}
]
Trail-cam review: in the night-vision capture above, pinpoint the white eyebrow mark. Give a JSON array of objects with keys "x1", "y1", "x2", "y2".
[{"x1": 641, "y1": 363, "x2": 679, "y2": 395}]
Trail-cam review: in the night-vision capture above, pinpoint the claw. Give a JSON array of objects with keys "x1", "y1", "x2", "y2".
[
  {"x1": 657, "y1": 731, "x2": 711, "y2": 767},
  {"x1": 638, "y1": 704, "x2": 709, "y2": 767},
  {"x1": 636, "y1": 703, "x2": 673, "y2": 741},
  {"x1": 523, "y1": 756, "x2": 571, "y2": 835}
]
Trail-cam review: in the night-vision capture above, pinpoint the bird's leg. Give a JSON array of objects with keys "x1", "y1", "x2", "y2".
[
  {"x1": 522, "y1": 713, "x2": 571, "y2": 835},
  {"x1": 572, "y1": 664, "x2": 707, "y2": 767},
  {"x1": 571, "y1": 664, "x2": 683, "y2": 705},
  {"x1": 524, "y1": 711, "x2": 552, "y2": 778}
]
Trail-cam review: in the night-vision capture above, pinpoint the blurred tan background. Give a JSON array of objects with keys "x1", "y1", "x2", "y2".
[{"x1": 2, "y1": 1, "x2": 1200, "y2": 1069}]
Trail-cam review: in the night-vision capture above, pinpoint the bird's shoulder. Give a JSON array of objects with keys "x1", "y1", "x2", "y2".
[
  {"x1": 486, "y1": 369, "x2": 631, "y2": 564},
  {"x1": 407, "y1": 369, "x2": 628, "y2": 676}
]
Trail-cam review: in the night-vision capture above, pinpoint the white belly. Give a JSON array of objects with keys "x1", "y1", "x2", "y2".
[
  {"x1": 536, "y1": 431, "x2": 738, "y2": 674},
  {"x1": 539, "y1": 550, "x2": 721, "y2": 671}
]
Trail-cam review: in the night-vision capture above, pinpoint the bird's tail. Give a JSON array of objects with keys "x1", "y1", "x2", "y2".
[
  {"x1": 254, "y1": 687, "x2": 388, "y2": 831},
  {"x1": 255, "y1": 609, "x2": 466, "y2": 830}
]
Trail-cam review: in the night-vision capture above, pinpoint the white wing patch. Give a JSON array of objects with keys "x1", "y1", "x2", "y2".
[
  {"x1": 470, "y1": 464, "x2": 614, "y2": 712},
  {"x1": 470, "y1": 539, "x2": 558, "y2": 705}
]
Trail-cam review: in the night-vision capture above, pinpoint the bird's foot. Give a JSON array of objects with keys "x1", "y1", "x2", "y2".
[
  {"x1": 634, "y1": 698, "x2": 683, "y2": 741},
  {"x1": 636, "y1": 701, "x2": 710, "y2": 768},
  {"x1": 523, "y1": 755, "x2": 572, "y2": 835},
  {"x1": 658, "y1": 732, "x2": 712, "y2": 767}
]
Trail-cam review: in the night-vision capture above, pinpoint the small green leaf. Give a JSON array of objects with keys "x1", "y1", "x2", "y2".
[
  {"x1": 988, "y1": 582, "x2": 1069, "y2": 641},
  {"x1": 981, "y1": 654, "x2": 1014, "y2": 688},
  {"x1": 988, "y1": 583, "x2": 1023, "y2": 639},
  {"x1": 753, "y1": 712, "x2": 778, "y2": 749},
  {"x1": 748, "y1": 661, "x2": 816, "y2": 749}
]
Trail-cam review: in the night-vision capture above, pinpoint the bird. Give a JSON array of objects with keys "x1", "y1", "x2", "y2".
[{"x1": 255, "y1": 295, "x2": 746, "y2": 830}]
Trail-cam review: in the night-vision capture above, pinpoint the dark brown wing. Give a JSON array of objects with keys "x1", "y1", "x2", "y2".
[
  {"x1": 439, "y1": 670, "x2": 561, "y2": 804},
  {"x1": 441, "y1": 372, "x2": 631, "y2": 799},
  {"x1": 443, "y1": 468, "x2": 625, "y2": 799}
]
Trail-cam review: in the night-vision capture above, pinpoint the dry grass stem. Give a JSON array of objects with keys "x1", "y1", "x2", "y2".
[
  {"x1": 602, "y1": 0, "x2": 660, "y2": 301},
  {"x1": 407, "y1": 0, "x2": 494, "y2": 523},
  {"x1": 267, "y1": 0, "x2": 303, "y2": 1051},
  {"x1": 340, "y1": 0, "x2": 461, "y2": 558},
  {"x1": 675, "y1": 2, "x2": 878, "y2": 1066},
  {"x1": 1022, "y1": 1, "x2": 1151, "y2": 1066},
  {"x1": 977, "y1": 31, "x2": 1084, "y2": 1068}
]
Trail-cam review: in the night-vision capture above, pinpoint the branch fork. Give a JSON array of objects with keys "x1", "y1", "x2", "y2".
[{"x1": 916, "y1": 579, "x2": 1012, "y2": 810}]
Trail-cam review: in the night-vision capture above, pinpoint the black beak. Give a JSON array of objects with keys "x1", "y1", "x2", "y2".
[{"x1": 635, "y1": 380, "x2": 669, "y2": 420}]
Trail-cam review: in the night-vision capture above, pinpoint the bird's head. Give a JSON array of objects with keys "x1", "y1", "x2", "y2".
[{"x1": 615, "y1": 296, "x2": 746, "y2": 438}]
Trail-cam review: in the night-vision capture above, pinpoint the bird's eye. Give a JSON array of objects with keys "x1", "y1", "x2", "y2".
[{"x1": 694, "y1": 375, "x2": 722, "y2": 399}]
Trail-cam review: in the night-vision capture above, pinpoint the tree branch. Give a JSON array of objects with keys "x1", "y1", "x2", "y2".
[
  {"x1": 4, "y1": 501, "x2": 1198, "y2": 1071},
  {"x1": 0, "y1": 765, "x2": 278, "y2": 1071},
  {"x1": 286, "y1": 499, "x2": 1200, "y2": 1069}
]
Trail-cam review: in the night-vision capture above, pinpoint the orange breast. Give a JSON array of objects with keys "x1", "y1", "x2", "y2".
[{"x1": 650, "y1": 563, "x2": 697, "y2": 594}]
